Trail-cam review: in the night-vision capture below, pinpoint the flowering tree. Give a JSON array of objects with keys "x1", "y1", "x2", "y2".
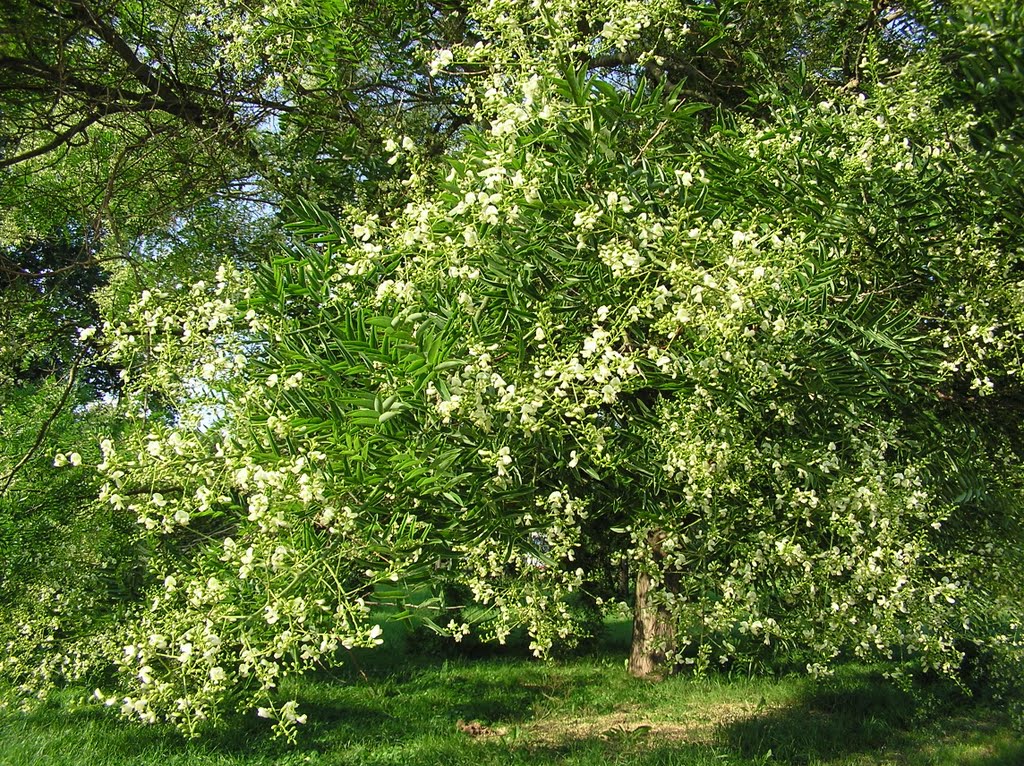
[{"x1": 5, "y1": 0, "x2": 1024, "y2": 740}]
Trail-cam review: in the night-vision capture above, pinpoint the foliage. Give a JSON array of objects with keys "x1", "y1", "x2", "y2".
[
  {"x1": 1, "y1": 0, "x2": 1023, "y2": 742},
  {"x1": 0, "y1": 0, "x2": 478, "y2": 244},
  {"x1": 0, "y1": 227, "x2": 141, "y2": 698},
  {"x1": 0, "y1": 379, "x2": 142, "y2": 698}
]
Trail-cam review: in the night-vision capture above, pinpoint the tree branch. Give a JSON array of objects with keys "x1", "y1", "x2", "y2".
[
  {"x1": 0, "y1": 112, "x2": 103, "y2": 167},
  {"x1": 0, "y1": 350, "x2": 85, "y2": 498},
  {"x1": 587, "y1": 53, "x2": 640, "y2": 70},
  {"x1": 65, "y1": 0, "x2": 178, "y2": 105}
]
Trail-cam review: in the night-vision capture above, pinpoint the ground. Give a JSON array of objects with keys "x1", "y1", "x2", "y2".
[{"x1": 2, "y1": 621, "x2": 1021, "y2": 765}]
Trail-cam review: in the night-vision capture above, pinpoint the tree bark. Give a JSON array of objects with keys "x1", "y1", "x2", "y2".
[{"x1": 628, "y1": 531, "x2": 676, "y2": 678}]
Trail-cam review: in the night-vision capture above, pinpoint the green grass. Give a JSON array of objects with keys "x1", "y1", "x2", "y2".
[{"x1": 2, "y1": 623, "x2": 1021, "y2": 765}]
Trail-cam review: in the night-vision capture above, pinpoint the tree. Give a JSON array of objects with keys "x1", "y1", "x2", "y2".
[{"x1": 5, "y1": 0, "x2": 1024, "y2": 740}]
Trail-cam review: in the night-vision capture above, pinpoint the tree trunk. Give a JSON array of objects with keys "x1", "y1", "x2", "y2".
[{"x1": 628, "y1": 532, "x2": 676, "y2": 678}]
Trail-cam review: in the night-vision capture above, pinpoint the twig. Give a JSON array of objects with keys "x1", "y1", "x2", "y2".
[{"x1": 0, "y1": 350, "x2": 85, "y2": 497}]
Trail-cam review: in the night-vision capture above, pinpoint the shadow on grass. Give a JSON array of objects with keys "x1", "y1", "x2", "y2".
[
  {"x1": 718, "y1": 670, "x2": 1024, "y2": 766},
  {"x1": 722, "y1": 676, "x2": 915, "y2": 762},
  {"x1": 25, "y1": 692, "x2": 297, "y2": 756},
  {"x1": 297, "y1": 666, "x2": 552, "y2": 738},
  {"x1": 1, "y1": 636, "x2": 597, "y2": 765},
  {"x1": 4, "y1": 645, "x2": 1020, "y2": 766}
]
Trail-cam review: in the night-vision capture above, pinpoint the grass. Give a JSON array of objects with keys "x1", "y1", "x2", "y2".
[{"x1": 1, "y1": 620, "x2": 1021, "y2": 766}]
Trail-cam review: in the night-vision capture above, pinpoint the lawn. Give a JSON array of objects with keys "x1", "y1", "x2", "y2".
[{"x1": 2, "y1": 621, "x2": 1021, "y2": 766}]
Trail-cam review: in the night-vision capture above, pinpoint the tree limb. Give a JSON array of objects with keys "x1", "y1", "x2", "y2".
[{"x1": 0, "y1": 112, "x2": 103, "y2": 167}]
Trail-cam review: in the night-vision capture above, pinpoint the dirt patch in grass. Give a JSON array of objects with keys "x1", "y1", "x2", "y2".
[{"x1": 522, "y1": 700, "x2": 777, "y2": 747}]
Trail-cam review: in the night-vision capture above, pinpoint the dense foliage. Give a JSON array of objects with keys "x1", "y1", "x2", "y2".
[{"x1": 2, "y1": 0, "x2": 1023, "y2": 740}]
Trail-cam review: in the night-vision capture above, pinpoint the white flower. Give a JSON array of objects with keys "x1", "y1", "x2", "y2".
[
  {"x1": 480, "y1": 204, "x2": 499, "y2": 225},
  {"x1": 430, "y1": 48, "x2": 454, "y2": 76},
  {"x1": 78, "y1": 326, "x2": 97, "y2": 341},
  {"x1": 69, "y1": 452, "x2": 83, "y2": 467},
  {"x1": 281, "y1": 700, "x2": 307, "y2": 724},
  {"x1": 148, "y1": 633, "x2": 168, "y2": 649}
]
